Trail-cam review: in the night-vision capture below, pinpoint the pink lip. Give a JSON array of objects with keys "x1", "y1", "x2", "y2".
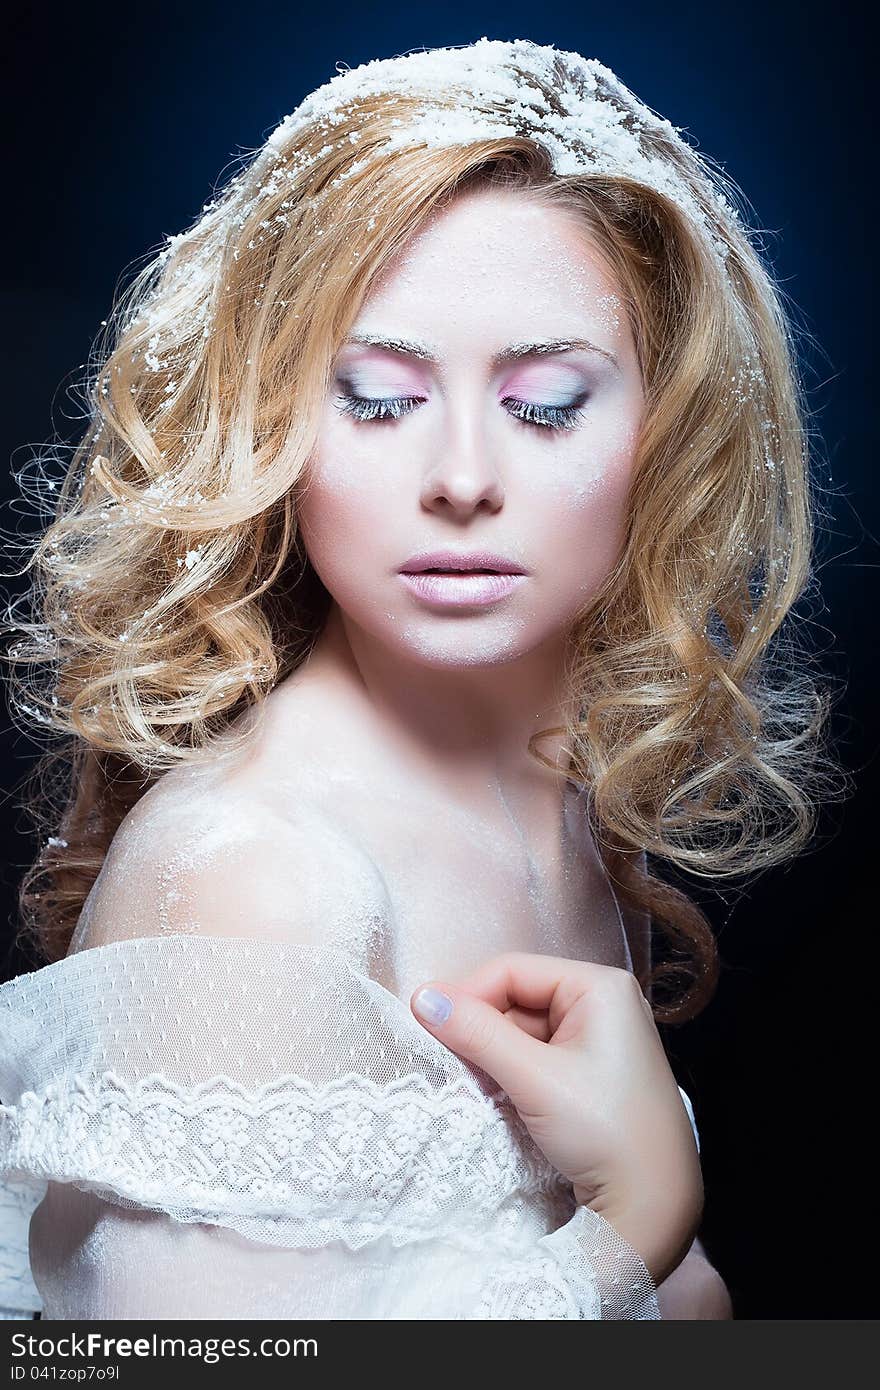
[
  {"x1": 400, "y1": 549, "x2": 526, "y2": 574},
  {"x1": 399, "y1": 571, "x2": 527, "y2": 608}
]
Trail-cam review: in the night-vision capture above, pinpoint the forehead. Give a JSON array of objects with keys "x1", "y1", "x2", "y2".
[{"x1": 356, "y1": 188, "x2": 624, "y2": 335}]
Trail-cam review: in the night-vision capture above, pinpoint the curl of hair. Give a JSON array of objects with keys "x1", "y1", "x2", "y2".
[{"x1": 1, "y1": 54, "x2": 849, "y2": 1020}]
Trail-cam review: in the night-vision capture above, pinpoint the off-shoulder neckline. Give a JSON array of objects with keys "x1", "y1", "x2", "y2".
[
  {"x1": 0, "y1": 930, "x2": 700, "y2": 1154},
  {"x1": 1, "y1": 931, "x2": 412, "y2": 1008},
  {"x1": 0, "y1": 931, "x2": 512, "y2": 1110}
]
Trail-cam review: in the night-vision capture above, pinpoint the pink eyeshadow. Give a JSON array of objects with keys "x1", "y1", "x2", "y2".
[{"x1": 501, "y1": 363, "x2": 585, "y2": 399}]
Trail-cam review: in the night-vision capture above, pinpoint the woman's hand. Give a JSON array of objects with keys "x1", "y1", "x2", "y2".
[{"x1": 410, "y1": 952, "x2": 703, "y2": 1287}]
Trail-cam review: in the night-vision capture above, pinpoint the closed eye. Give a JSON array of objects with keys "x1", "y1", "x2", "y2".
[
  {"x1": 334, "y1": 391, "x2": 589, "y2": 432},
  {"x1": 501, "y1": 395, "x2": 589, "y2": 431},
  {"x1": 335, "y1": 392, "x2": 424, "y2": 423}
]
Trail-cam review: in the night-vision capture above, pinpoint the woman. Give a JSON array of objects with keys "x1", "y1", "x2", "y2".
[{"x1": 0, "y1": 37, "x2": 833, "y2": 1319}]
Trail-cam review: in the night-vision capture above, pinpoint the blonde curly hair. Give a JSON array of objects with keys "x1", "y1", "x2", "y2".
[{"x1": 1, "y1": 42, "x2": 846, "y2": 1021}]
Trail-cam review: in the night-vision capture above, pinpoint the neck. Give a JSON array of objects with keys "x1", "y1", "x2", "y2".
[{"x1": 301, "y1": 602, "x2": 580, "y2": 808}]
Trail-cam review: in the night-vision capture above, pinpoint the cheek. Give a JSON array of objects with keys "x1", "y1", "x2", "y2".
[
  {"x1": 297, "y1": 443, "x2": 392, "y2": 599},
  {"x1": 530, "y1": 438, "x2": 635, "y2": 597},
  {"x1": 524, "y1": 397, "x2": 639, "y2": 505}
]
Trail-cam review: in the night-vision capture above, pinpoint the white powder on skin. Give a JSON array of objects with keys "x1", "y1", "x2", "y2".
[
  {"x1": 299, "y1": 186, "x2": 644, "y2": 683},
  {"x1": 67, "y1": 698, "x2": 634, "y2": 1004}
]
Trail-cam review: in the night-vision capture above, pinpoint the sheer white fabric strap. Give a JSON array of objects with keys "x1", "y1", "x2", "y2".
[
  {"x1": 678, "y1": 1085, "x2": 700, "y2": 1153},
  {"x1": 0, "y1": 1174, "x2": 43, "y2": 1318},
  {"x1": 466, "y1": 1203, "x2": 660, "y2": 1319}
]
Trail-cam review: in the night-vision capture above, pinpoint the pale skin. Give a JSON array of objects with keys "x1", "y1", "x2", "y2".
[{"x1": 265, "y1": 184, "x2": 732, "y2": 1314}]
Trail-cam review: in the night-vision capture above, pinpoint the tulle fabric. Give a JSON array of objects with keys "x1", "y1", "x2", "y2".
[{"x1": 0, "y1": 935, "x2": 698, "y2": 1319}]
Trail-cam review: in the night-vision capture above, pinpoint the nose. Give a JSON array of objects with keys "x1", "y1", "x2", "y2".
[{"x1": 419, "y1": 398, "x2": 504, "y2": 517}]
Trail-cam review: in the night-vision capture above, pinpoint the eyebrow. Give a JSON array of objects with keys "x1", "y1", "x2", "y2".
[{"x1": 342, "y1": 331, "x2": 619, "y2": 371}]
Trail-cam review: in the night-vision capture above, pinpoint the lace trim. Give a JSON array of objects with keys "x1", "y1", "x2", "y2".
[
  {"x1": 1, "y1": 1067, "x2": 573, "y2": 1254},
  {"x1": 0, "y1": 936, "x2": 691, "y2": 1315}
]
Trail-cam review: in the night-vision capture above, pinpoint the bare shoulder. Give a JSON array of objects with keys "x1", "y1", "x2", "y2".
[{"x1": 68, "y1": 751, "x2": 394, "y2": 968}]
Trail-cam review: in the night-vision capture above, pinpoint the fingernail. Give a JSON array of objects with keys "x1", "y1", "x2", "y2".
[{"x1": 413, "y1": 986, "x2": 453, "y2": 1026}]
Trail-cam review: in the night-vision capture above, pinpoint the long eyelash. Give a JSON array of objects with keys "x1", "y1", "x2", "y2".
[
  {"x1": 335, "y1": 392, "x2": 421, "y2": 422},
  {"x1": 501, "y1": 397, "x2": 588, "y2": 431},
  {"x1": 334, "y1": 391, "x2": 589, "y2": 431}
]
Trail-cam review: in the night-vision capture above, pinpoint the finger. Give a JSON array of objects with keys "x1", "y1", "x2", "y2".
[
  {"x1": 448, "y1": 951, "x2": 600, "y2": 1033},
  {"x1": 504, "y1": 1004, "x2": 553, "y2": 1043},
  {"x1": 409, "y1": 978, "x2": 549, "y2": 1107}
]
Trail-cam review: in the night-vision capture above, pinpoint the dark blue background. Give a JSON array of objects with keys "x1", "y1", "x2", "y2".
[{"x1": 1, "y1": 2, "x2": 874, "y2": 1318}]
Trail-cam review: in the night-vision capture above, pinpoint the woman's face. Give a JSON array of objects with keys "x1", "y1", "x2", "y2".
[{"x1": 298, "y1": 186, "x2": 645, "y2": 671}]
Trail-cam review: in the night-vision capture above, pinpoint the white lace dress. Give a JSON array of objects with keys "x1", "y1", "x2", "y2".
[{"x1": 0, "y1": 934, "x2": 699, "y2": 1320}]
